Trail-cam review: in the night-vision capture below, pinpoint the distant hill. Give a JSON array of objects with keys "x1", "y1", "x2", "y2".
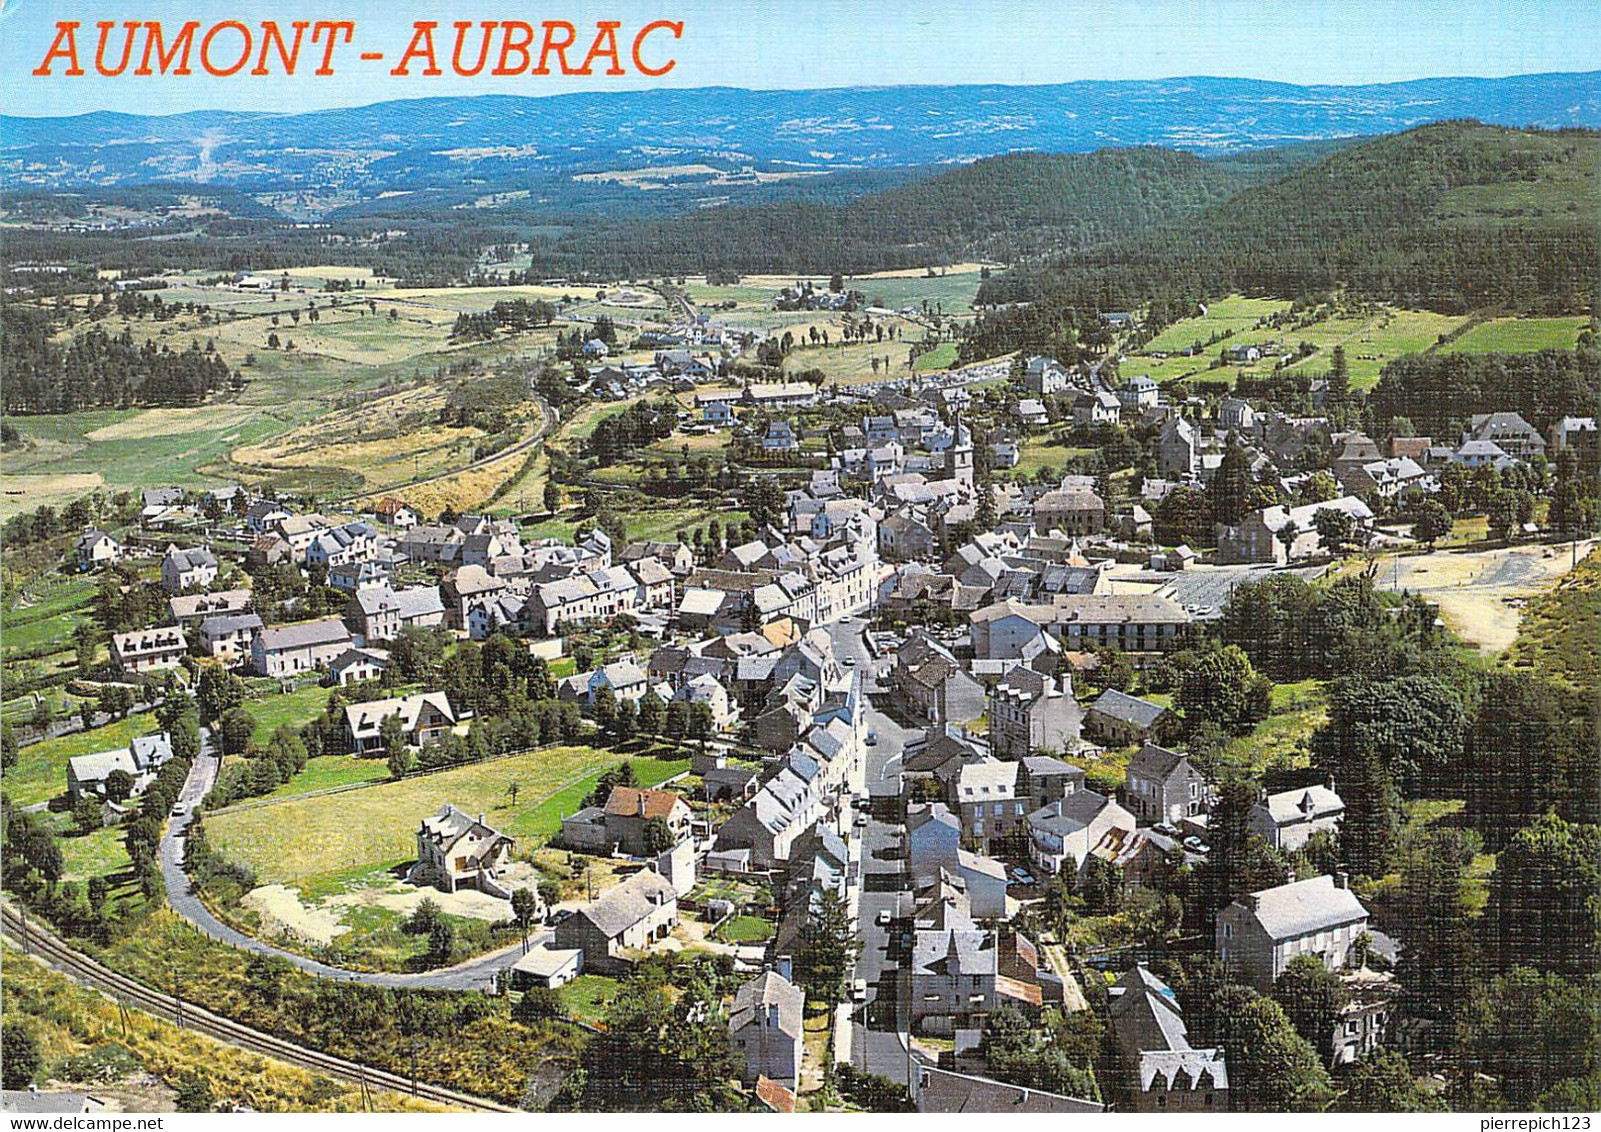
[
  {"x1": 3, "y1": 72, "x2": 1598, "y2": 195},
  {"x1": 523, "y1": 142, "x2": 1351, "y2": 277},
  {"x1": 977, "y1": 122, "x2": 1601, "y2": 317}
]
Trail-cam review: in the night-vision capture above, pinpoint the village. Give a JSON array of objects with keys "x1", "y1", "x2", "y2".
[{"x1": 7, "y1": 285, "x2": 1595, "y2": 1116}]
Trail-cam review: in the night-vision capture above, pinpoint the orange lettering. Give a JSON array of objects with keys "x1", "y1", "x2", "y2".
[
  {"x1": 493, "y1": 22, "x2": 533, "y2": 76},
  {"x1": 135, "y1": 21, "x2": 200, "y2": 76},
  {"x1": 253, "y1": 21, "x2": 310, "y2": 76},
  {"x1": 390, "y1": 22, "x2": 441, "y2": 76},
  {"x1": 632, "y1": 20, "x2": 682, "y2": 77},
  {"x1": 576, "y1": 22, "x2": 625, "y2": 76},
  {"x1": 311, "y1": 21, "x2": 355, "y2": 75},
  {"x1": 533, "y1": 21, "x2": 577, "y2": 75},
  {"x1": 33, "y1": 21, "x2": 85, "y2": 76},
  {"x1": 451, "y1": 21, "x2": 497, "y2": 77},
  {"x1": 94, "y1": 21, "x2": 140, "y2": 77}
]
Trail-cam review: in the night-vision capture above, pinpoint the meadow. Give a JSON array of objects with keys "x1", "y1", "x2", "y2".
[
  {"x1": 1439, "y1": 316, "x2": 1587, "y2": 354},
  {"x1": 206, "y1": 746, "x2": 689, "y2": 886},
  {"x1": 1130, "y1": 297, "x2": 1470, "y2": 391}
]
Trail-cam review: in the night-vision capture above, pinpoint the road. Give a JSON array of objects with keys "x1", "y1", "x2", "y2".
[
  {"x1": 0, "y1": 904, "x2": 513, "y2": 1111},
  {"x1": 159, "y1": 732, "x2": 540, "y2": 990},
  {"x1": 828, "y1": 619, "x2": 921, "y2": 1084}
]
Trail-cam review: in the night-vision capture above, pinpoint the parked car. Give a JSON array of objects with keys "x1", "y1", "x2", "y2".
[
  {"x1": 851, "y1": 979, "x2": 869, "y2": 1002},
  {"x1": 1009, "y1": 867, "x2": 1036, "y2": 886},
  {"x1": 844, "y1": 656, "x2": 857, "y2": 666},
  {"x1": 866, "y1": 731, "x2": 879, "y2": 746},
  {"x1": 875, "y1": 908, "x2": 893, "y2": 927}
]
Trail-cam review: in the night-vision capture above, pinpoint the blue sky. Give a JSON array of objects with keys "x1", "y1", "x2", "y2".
[{"x1": 3, "y1": 0, "x2": 1597, "y2": 117}]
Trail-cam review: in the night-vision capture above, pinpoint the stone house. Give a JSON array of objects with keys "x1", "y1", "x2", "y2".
[
  {"x1": 1216, "y1": 874, "x2": 1370, "y2": 991},
  {"x1": 1123, "y1": 744, "x2": 1210, "y2": 826},
  {"x1": 410, "y1": 804, "x2": 515, "y2": 897}
]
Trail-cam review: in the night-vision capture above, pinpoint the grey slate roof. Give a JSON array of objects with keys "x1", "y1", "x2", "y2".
[
  {"x1": 1241, "y1": 875, "x2": 1368, "y2": 940},
  {"x1": 1091, "y1": 689, "x2": 1167, "y2": 730},
  {"x1": 729, "y1": 970, "x2": 805, "y2": 1039}
]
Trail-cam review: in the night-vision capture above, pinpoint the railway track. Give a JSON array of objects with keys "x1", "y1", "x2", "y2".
[{"x1": 0, "y1": 905, "x2": 516, "y2": 1113}]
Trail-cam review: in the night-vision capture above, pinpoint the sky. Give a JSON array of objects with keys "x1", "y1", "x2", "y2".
[{"x1": 2, "y1": 0, "x2": 1598, "y2": 118}]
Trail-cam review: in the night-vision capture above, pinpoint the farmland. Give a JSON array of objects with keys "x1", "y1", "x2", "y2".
[
  {"x1": 205, "y1": 747, "x2": 689, "y2": 887},
  {"x1": 1440, "y1": 316, "x2": 1588, "y2": 354},
  {"x1": 1128, "y1": 297, "x2": 1470, "y2": 390}
]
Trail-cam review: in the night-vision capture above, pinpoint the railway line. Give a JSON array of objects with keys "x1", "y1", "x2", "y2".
[{"x1": 0, "y1": 904, "x2": 516, "y2": 1113}]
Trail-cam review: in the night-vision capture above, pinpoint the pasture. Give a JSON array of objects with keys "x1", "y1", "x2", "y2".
[
  {"x1": 205, "y1": 746, "x2": 689, "y2": 886},
  {"x1": 1440, "y1": 316, "x2": 1587, "y2": 354}
]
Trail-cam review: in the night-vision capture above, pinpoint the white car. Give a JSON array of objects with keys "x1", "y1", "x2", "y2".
[
  {"x1": 875, "y1": 908, "x2": 893, "y2": 927},
  {"x1": 851, "y1": 978, "x2": 869, "y2": 1002}
]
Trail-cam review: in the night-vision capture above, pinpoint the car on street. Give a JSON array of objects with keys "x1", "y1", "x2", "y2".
[
  {"x1": 171, "y1": 802, "x2": 187, "y2": 817},
  {"x1": 844, "y1": 656, "x2": 857, "y2": 666},
  {"x1": 875, "y1": 908, "x2": 893, "y2": 927},
  {"x1": 866, "y1": 731, "x2": 879, "y2": 745},
  {"x1": 854, "y1": 813, "x2": 869, "y2": 828},
  {"x1": 851, "y1": 978, "x2": 869, "y2": 1002},
  {"x1": 1009, "y1": 867, "x2": 1036, "y2": 886}
]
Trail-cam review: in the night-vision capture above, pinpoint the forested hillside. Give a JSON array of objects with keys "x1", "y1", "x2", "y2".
[
  {"x1": 977, "y1": 123, "x2": 1599, "y2": 317},
  {"x1": 519, "y1": 143, "x2": 1344, "y2": 278}
]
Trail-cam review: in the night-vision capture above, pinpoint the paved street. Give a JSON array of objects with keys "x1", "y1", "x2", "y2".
[{"x1": 828, "y1": 618, "x2": 919, "y2": 1083}]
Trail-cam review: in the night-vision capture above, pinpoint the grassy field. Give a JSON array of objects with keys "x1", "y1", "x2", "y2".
[
  {"x1": 558, "y1": 974, "x2": 620, "y2": 1025},
  {"x1": 716, "y1": 914, "x2": 774, "y2": 944},
  {"x1": 2, "y1": 575, "x2": 98, "y2": 659},
  {"x1": 1007, "y1": 434, "x2": 1096, "y2": 481},
  {"x1": 5, "y1": 714, "x2": 161, "y2": 807},
  {"x1": 520, "y1": 505, "x2": 748, "y2": 546},
  {"x1": 246, "y1": 684, "x2": 337, "y2": 744},
  {"x1": 1130, "y1": 298, "x2": 1470, "y2": 391},
  {"x1": 1439, "y1": 316, "x2": 1588, "y2": 354},
  {"x1": 256, "y1": 754, "x2": 391, "y2": 801},
  {"x1": 206, "y1": 747, "x2": 689, "y2": 885}
]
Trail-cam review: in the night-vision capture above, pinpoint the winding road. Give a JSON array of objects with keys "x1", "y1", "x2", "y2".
[{"x1": 159, "y1": 735, "x2": 544, "y2": 990}]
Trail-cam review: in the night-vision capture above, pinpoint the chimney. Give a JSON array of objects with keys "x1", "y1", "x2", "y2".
[
  {"x1": 1325, "y1": 773, "x2": 1337, "y2": 793},
  {"x1": 638, "y1": 791, "x2": 648, "y2": 817},
  {"x1": 775, "y1": 954, "x2": 794, "y2": 982},
  {"x1": 1334, "y1": 871, "x2": 1349, "y2": 890},
  {"x1": 477, "y1": 813, "x2": 485, "y2": 826},
  {"x1": 1242, "y1": 893, "x2": 1260, "y2": 912},
  {"x1": 766, "y1": 1002, "x2": 780, "y2": 1028}
]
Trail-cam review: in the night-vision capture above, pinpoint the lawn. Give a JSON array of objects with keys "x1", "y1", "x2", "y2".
[
  {"x1": 1006, "y1": 434, "x2": 1096, "y2": 481},
  {"x1": 558, "y1": 974, "x2": 620, "y2": 1024},
  {"x1": 4, "y1": 714, "x2": 160, "y2": 807},
  {"x1": 246, "y1": 684, "x2": 337, "y2": 744},
  {"x1": 206, "y1": 746, "x2": 689, "y2": 885},
  {"x1": 58, "y1": 824, "x2": 135, "y2": 882},
  {"x1": 716, "y1": 914, "x2": 774, "y2": 944},
  {"x1": 1140, "y1": 296, "x2": 1291, "y2": 354},
  {"x1": 781, "y1": 335, "x2": 920, "y2": 386},
  {"x1": 913, "y1": 342, "x2": 961, "y2": 373},
  {"x1": 1, "y1": 575, "x2": 98, "y2": 658},
  {"x1": 1440, "y1": 316, "x2": 1587, "y2": 355},
  {"x1": 1134, "y1": 299, "x2": 1469, "y2": 391}
]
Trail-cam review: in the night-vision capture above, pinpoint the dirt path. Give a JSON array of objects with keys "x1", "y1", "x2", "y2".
[{"x1": 1388, "y1": 540, "x2": 1594, "y2": 652}]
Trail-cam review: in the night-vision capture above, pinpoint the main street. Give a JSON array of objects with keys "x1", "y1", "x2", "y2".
[{"x1": 828, "y1": 618, "x2": 920, "y2": 1084}]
